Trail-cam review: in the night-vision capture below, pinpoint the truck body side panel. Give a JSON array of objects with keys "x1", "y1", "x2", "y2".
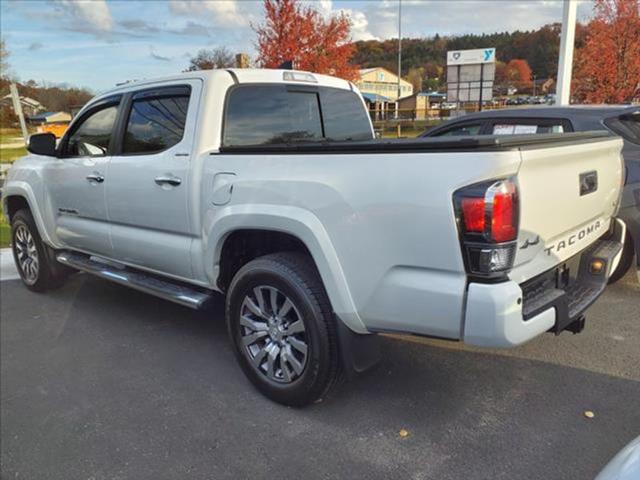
[{"x1": 201, "y1": 149, "x2": 522, "y2": 338}]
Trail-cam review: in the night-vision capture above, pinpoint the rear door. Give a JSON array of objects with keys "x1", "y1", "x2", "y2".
[
  {"x1": 106, "y1": 81, "x2": 201, "y2": 279},
  {"x1": 510, "y1": 137, "x2": 624, "y2": 283}
]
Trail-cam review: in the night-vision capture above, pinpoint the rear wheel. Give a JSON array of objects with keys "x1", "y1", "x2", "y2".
[
  {"x1": 226, "y1": 252, "x2": 340, "y2": 406},
  {"x1": 608, "y1": 231, "x2": 634, "y2": 284},
  {"x1": 10, "y1": 209, "x2": 70, "y2": 292}
]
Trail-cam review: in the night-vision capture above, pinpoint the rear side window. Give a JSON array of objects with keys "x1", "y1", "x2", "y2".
[
  {"x1": 122, "y1": 88, "x2": 190, "y2": 154},
  {"x1": 436, "y1": 123, "x2": 483, "y2": 136},
  {"x1": 223, "y1": 85, "x2": 372, "y2": 147},
  {"x1": 320, "y1": 89, "x2": 373, "y2": 141},
  {"x1": 492, "y1": 123, "x2": 565, "y2": 135}
]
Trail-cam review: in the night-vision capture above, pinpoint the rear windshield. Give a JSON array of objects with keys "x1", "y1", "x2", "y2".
[
  {"x1": 604, "y1": 111, "x2": 640, "y2": 145},
  {"x1": 223, "y1": 85, "x2": 373, "y2": 147}
]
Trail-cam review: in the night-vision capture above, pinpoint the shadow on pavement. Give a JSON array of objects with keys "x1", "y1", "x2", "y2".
[{"x1": 1, "y1": 274, "x2": 639, "y2": 480}]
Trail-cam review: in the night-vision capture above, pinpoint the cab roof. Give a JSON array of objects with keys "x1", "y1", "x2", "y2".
[{"x1": 99, "y1": 69, "x2": 353, "y2": 98}]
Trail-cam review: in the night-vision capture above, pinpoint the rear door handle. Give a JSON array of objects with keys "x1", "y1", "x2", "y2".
[
  {"x1": 86, "y1": 172, "x2": 104, "y2": 183},
  {"x1": 154, "y1": 175, "x2": 182, "y2": 187}
]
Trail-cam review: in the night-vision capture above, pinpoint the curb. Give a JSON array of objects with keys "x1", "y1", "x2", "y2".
[{"x1": 0, "y1": 248, "x2": 20, "y2": 281}]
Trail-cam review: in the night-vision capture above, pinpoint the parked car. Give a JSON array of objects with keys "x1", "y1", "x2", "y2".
[
  {"x1": 422, "y1": 105, "x2": 639, "y2": 283},
  {"x1": 596, "y1": 436, "x2": 640, "y2": 480},
  {"x1": 2, "y1": 70, "x2": 626, "y2": 406}
]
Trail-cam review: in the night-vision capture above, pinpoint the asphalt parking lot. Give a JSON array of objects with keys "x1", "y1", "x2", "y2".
[{"x1": 1, "y1": 263, "x2": 639, "y2": 480}]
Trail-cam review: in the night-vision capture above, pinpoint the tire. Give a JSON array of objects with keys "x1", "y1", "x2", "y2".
[
  {"x1": 608, "y1": 231, "x2": 634, "y2": 284},
  {"x1": 226, "y1": 252, "x2": 340, "y2": 406},
  {"x1": 10, "y1": 209, "x2": 70, "y2": 292}
]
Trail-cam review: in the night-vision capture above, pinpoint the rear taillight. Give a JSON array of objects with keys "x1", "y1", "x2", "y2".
[
  {"x1": 454, "y1": 178, "x2": 519, "y2": 277},
  {"x1": 489, "y1": 181, "x2": 518, "y2": 242}
]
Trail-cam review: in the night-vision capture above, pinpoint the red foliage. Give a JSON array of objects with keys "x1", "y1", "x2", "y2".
[
  {"x1": 574, "y1": 0, "x2": 640, "y2": 103},
  {"x1": 253, "y1": 0, "x2": 359, "y2": 81},
  {"x1": 506, "y1": 59, "x2": 533, "y2": 90}
]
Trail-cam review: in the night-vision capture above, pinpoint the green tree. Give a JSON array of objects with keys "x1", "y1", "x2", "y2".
[
  {"x1": 186, "y1": 47, "x2": 235, "y2": 71},
  {"x1": 0, "y1": 38, "x2": 9, "y2": 80},
  {"x1": 406, "y1": 67, "x2": 424, "y2": 93}
]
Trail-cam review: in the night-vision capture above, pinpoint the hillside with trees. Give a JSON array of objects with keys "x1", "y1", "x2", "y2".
[
  {"x1": 353, "y1": 23, "x2": 589, "y2": 91},
  {"x1": 1, "y1": 38, "x2": 93, "y2": 126},
  {"x1": 0, "y1": 77, "x2": 93, "y2": 126}
]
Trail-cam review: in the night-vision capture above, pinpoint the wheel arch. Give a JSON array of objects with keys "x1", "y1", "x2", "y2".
[
  {"x1": 2, "y1": 184, "x2": 56, "y2": 246},
  {"x1": 205, "y1": 206, "x2": 368, "y2": 334},
  {"x1": 4, "y1": 195, "x2": 31, "y2": 221}
]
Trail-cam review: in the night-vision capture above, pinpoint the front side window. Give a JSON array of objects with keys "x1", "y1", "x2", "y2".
[
  {"x1": 605, "y1": 112, "x2": 640, "y2": 145},
  {"x1": 66, "y1": 104, "x2": 118, "y2": 157},
  {"x1": 122, "y1": 92, "x2": 190, "y2": 154}
]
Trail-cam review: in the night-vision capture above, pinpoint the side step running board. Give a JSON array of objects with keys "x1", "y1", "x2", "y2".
[{"x1": 56, "y1": 251, "x2": 214, "y2": 310}]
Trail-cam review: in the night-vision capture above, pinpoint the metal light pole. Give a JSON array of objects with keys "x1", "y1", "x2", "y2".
[
  {"x1": 532, "y1": 74, "x2": 537, "y2": 97},
  {"x1": 556, "y1": 0, "x2": 577, "y2": 105},
  {"x1": 395, "y1": 0, "x2": 402, "y2": 119}
]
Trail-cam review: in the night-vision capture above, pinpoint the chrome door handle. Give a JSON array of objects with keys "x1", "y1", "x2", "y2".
[
  {"x1": 154, "y1": 175, "x2": 182, "y2": 187},
  {"x1": 86, "y1": 172, "x2": 104, "y2": 183}
]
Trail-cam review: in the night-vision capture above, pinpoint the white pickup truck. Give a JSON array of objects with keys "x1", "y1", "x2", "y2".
[{"x1": 2, "y1": 69, "x2": 626, "y2": 406}]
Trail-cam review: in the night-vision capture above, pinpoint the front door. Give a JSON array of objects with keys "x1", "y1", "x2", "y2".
[
  {"x1": 106, "y1": 82, "x2": 200, "y2": 279},
  {"x1": 46, "y1": 97, "x2": 121, "y2": 256}
]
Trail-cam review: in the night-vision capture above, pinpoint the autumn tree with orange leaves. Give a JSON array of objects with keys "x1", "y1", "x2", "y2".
[
  {"x1": 507, "y1": 59, "x2": 533, "y2": 91},
  {"x1": 495, "y1": 59, "x2": 533, "y2": 92},
  {"x1": 253, "y1": 0, "x2": 358, "y2": 81},
  {"x1": 574, "y1": 0, "x2": 640, "y2": 103}
]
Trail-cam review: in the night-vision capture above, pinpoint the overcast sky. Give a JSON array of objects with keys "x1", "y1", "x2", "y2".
[{"x1": 1, "y1": 0, "x2": 595, "y2": 93}]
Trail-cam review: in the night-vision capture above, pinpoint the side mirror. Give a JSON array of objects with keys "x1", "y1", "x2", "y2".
[{"x1": 27, "y1": 133, "x2": 57, "y2": 157}]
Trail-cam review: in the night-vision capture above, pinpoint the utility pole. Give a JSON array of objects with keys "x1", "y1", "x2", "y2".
[
  {"x1": 395, "y1": 0, "x2": 402, "y2": 119},
  {"x1": 9, "y1": 83, "x2": 28, "y2": 144},
  {"x1": 556, "y1": 0, "x2": 577, "y2": 105},
  {"x1": 532, "y1": 74, "x2": 537, "y2": 97}
]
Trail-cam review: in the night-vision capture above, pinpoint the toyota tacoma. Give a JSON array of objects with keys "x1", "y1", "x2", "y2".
[{"x1": 2, "y1": 69, "x2": 627, "y2": 406}]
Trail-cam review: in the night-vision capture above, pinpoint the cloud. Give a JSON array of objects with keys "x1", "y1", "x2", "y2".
[
  {"x1": 28, "y1": 41, "x2": 43, "y2": 51},
  {"x1": 358, "y1": 0, "x2": 595, "y2": 39},
  {"x1": 175, "y1": 21, "x2": 213, "y2": 37},
  {"x1": 169, "y1": 0, "x2": 251, "y2": 27},
  {"x1": 118, "y1": 19, "x2": 160, "y2": 35},
  {"x1": 340, "y1": 9, "x2": 378, "y2": 41},
  {"x1": 54, "y1": 0, "x2": 114, "y2": 34},
  {"x1": 149, "y1": 47, "x2": 171, "y2": 62},
  {"x1": 307, "y1": 0, "x2": 378, "y2": 41}
]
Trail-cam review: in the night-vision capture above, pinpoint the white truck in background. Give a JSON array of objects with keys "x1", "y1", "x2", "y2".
[{"x1": 2, "y1": 69, "x2": 626, "y2": 405}]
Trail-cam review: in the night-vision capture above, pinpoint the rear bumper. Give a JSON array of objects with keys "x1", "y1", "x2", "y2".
[
  {"x1": 463, "y1": 218, "x2": 626, "y2": 348},
  {"x1": 617, "y1": 203, "x2": 640, "y2": 267}
]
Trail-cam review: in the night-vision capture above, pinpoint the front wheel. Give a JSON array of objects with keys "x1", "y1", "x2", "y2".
[
  {"x1": 226, "y1": 252, "x2": 341, "y2": 406},
  {"x1": 10, "y1": 209, "x2": 70, "y2": 292}
]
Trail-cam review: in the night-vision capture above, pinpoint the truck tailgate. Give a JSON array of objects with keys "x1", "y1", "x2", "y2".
[{"x1": 510, "y1": 136, "x2": 624, "y2": 284}]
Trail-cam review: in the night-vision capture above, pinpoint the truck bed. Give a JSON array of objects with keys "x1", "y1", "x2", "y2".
[{"x1": 219, "y1": 131, "x2": 613, "y2": 154}]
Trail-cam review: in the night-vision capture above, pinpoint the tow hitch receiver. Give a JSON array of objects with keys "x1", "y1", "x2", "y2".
[{"x1": 563, "y1": 315, "x2": 586, "y2": 334}]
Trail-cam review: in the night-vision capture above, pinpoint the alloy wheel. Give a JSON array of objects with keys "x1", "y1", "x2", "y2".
[
  {"x1": 239, "y1": 285, "x2": 309, "y2": 383},
  {"x1": 14, "y1": 225, "x2": 39, "y2": 285}
]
